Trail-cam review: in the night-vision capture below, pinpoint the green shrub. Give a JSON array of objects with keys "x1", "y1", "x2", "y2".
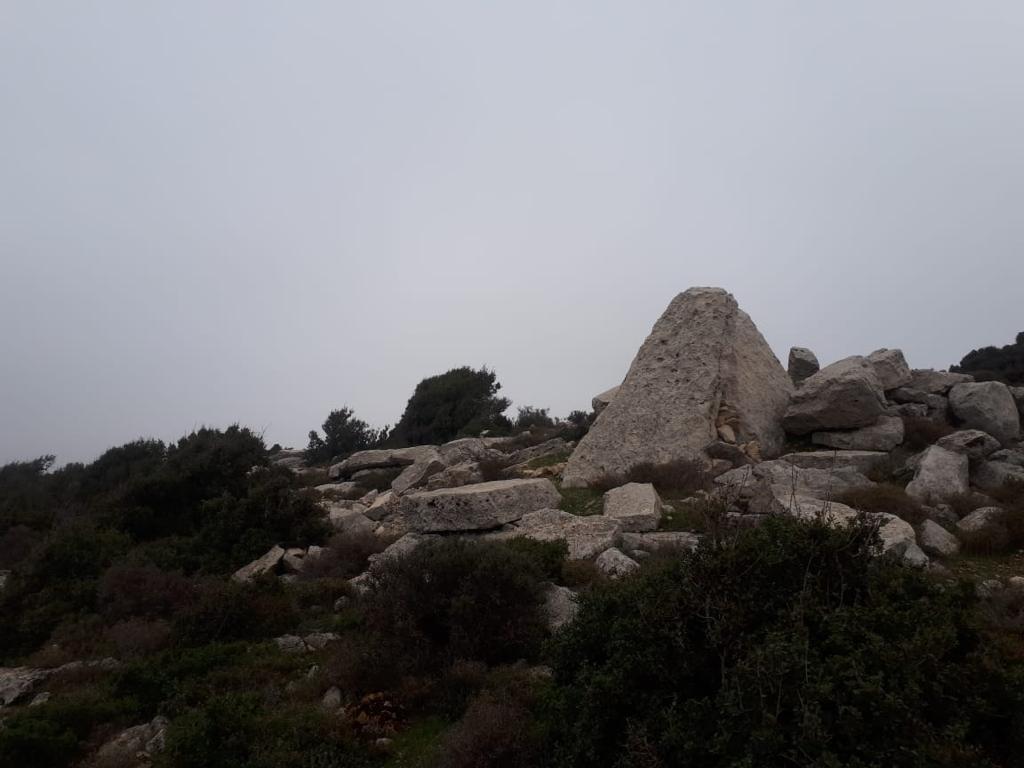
[
  {"x1": 438, "y1": 692, "x2": 541, "y2": 768},
  {"x1": 363, "y1": 540, "x2": 548, "y2": 672},
  {"x1": 172, "y1": 578, "x2": 297, "y2": 645},
  {"x1": 304, "y1": 407, "x2": 386, "y2": 465},
  {"x1": 952, "y1": 331, "x2": 1024, "y2": 385},
  {"x1": 513, "y1": 406, "x2": 556, "y2": 432},
  {"x1": 544, "y1": 516, "x2": 1024, "y2": 768},
  {"x1": 390, "y1": 366, "x2": 512, "y2": 446}
]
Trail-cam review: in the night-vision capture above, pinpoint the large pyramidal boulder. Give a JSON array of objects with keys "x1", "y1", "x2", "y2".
[{"x1": 563, "y1": 287, "x2": 793, "y2": 488}]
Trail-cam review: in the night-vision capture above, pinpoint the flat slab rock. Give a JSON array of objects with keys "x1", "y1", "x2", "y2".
[
  {"x1": 564, "y1": 287, "x2": 792, "y2": 487},
  {"x1": 395, "y1": 479, "x2": 561, "y2": 533},
  {"x1": 504, "y1": 508, "x2": 621, "y2": 560},
  {"x1": 603, "y1": 482, "x2": 663, "y2": 532},
  {"x1": 780, "y1": 450, "x2": 890, "y2": 476},
  {"x1": 811, "y1": 415, "x2": 904, "y2": 452},
  {"x1": 715, "y1": 460, "x2": 874, "y2": 501}
]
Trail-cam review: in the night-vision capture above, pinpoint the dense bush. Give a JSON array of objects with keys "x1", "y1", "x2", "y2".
[
  {"x1": 835, "y1": 483, "x2": 926, "y2": 524},
  {"x1": 362, "y1": 540, "x2": 550, "y2": 672},
  {"x1": 952, "y1": 331, "x2": 1024, "y2": 384},
  {"x1": 304, "y1": 407, "x2": 387, "y2": 465},
  {"x1": 593, "y1": 458, "x2": 707, "y2": 496},
  {"x1": 513, "y1": 406, "x2": 556, "y2": 432},
  {"x1": 390, "y1": 366, "x2": 512, "y2": 446},
  {"x1": 544, "y1": 516, "x2": 1024, "y2": 768}
]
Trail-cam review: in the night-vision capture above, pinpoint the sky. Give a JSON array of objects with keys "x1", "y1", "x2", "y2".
[{"x1": 2, "y1": 2, "x2": 1023, "y2": 465}]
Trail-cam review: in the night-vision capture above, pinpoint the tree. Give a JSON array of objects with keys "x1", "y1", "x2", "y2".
[
  {"x1": 952, "y1": 331, "x2": 1024, "y2": 384},
  {"x1": 305, "y1": 407, "x2": 383, "y2": 464},
  {"x1": 513, "y1": 406, "x2": 556, "y2": 432},
  {"x1": 390, "y1": 367, "x2": 512, "y2": 446}
]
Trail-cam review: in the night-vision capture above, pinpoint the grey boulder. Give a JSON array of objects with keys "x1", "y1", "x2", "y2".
[
  {"x1": 782, "y1": 356, "x2": 887, "y2": 435},
  {"x1": 603, "y1": 482, "x2": 663, "y2": 532},
  {"x1": 594, "y1": 547, "x2": 641, "y2": 578},
  {"x1": 935, "y1": 430, "x2": 1001, "y2": 461},
  {"x1": 788, "y1": 347, "x2": 820, "y2": 386},
  {"x1": 956, "y1": 507, "x2": 1009, "y2": 551},
  {"x1": 948, "y1": 382, "x2": 1021, "y2": 446},
  {"x1": 396, "y1": 479, "x2": 560, "y2": 533},
  {"x1": 811, "y1": 415, "x2": 904, "y2": 452},
  {"x1": 508, "y1": 508, "x2": 621, "y2": 560},
  {"x1": 866, "y1": 348, "x2": 912, "y2": 390},
  {"x1": 917, "y1": 519, "x2": 961, "y2": 558},
  {"x1": 591, "y1": 385, "x2": 620, "y2": 415},
  {"x1": 905, "y1": 446, "x2": 969, "y2": 505},
  {"x1": 909, "y1": 369, "x2": 974, "y2": 394}
]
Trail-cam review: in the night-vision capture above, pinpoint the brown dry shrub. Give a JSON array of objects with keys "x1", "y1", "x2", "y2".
[
  {"x1": 98, "y1": 564, "x2": 195, "y2": 620},
  {"x1": 901, "y1": 416, "x2": 954, "y2": 450},
  {"x1": 479, "y1": 455, "x2": 515, "y2": 481},
  {"x1": 835, "y1": 484, "x2": 926, "y2": 525},
  {"x1": 106, "y1": 618, "x2": 172, "y2": 658},
  {"x1": 299, "y1": 530, "x2": 393, "y2": 580},
  {"x1": 437, "y1": 692, "x2": 540, "y2": 768},
  {"x1": 593, "y1": 459, "x2": 708, "y2": 496}
]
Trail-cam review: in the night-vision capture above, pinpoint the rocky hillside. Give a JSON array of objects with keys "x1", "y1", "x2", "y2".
[{"x1": 2, "y1": 287, "x2": 1024, "y2": 768}]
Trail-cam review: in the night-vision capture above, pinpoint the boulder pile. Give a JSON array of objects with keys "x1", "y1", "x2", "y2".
[{"x1": 253, "y1": 286, "x2": 1024, "y2": 597}]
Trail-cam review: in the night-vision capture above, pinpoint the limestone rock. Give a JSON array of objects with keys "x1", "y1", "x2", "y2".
[
  {"x1": 905, "y1": 446, "x2": 969, "y2": 505},
  {"x1": 715, "y1": 460, "x2": 873, "y2": 502},
  {"x1": 0, "y1": 667, "x2": 48, "y2": 707},
  {"x1": 322, "y1": 687, "x2": 342, "y2": 711},
  {"x1": 564, "y1": 288, "x2": 793, "y2": 487},
  {"x1": 232, "y1": 545, "x2": 286, "y2": 583},
  {"x1": 783, "y1": 356, "x2": 887, "y2": 435},
  {"x1": 948, "y1": 382, "x2": 1021, "y2": 446},
  {"x1": 367, "y1": 532, "x2": 440, "y2": 568},
  {"x1": 543, "y1": 584, "x2": 579, "y2": 631},
  {"x1": 620, "y1": 531, "x2": 700, "y2": 554},
  {"x1": 594, "y1": 547, "x2": 640, "y2": 578},
  {"x1": 991, "y1": 449, "x2": 1024, "y2": 467},
  {"x1": 328, "y1": 508, "x2": 376, "y2": 536},
  {"x1": 972, "y1": 460, "x2": 1024, "y2": 493},
  {"x1": 811, "y1": 415, "x2": 904, "y2": 452},
  {"x1": 875, "y1": 514, "x2": 928, "y2": 566},
  {"x1": 396, "y1": 479, "x2": 560, "y2": 533},
  {"x1": 424, "y1": 461, "x2": 484, "y2": 491},
  {"x1": 438, "y1": 438, "x2": 497, "y2": 466},
  {"x1": 508, "y1": 508, "x2": 621, "y2": 559},
  {"x1": 316, "y1": 481, "x2": 360, "y2": 496},
  {"x1": 779, "y1": 450, "x2": 889, "y2": 477},
  {"x1": 1010, "y1": 386, "x2": 1024, "y2": 414},
  {"x1": 391, "y1": 453, "x2": 446, "y2": 494},
  {"x1": 329, "y1": 446, "x2": 438, "y2": 480},
  {"x1": 909, "y1": 369, "x2": 974, "y2": 394},
  {"x1": 935, "y1": 430, "x2": 1001, "y2": 461},
  {"x1": 602, "y1": 483, "x2": 663, "y2": 533},
  {"x1": 507, "y1": 438, "x2": 571, "y2": 466},
  {"x1": 275, "y1": 635, "x2": 307, "y2": 654},
  {"x1": 92, "y1": 716, "x2": 169, "y2": 766},
  {"x1": 866, "y1": 348, "x2": 912, "y2": 391},
  {"x1": 917, "y1": 520, "x2": 961, "y2": 557},
  {"x1": 957, "y1": 507, "x2": 1009, "y2": 551},
  {"x1": 591, "y1": 385, "x2": 620, "y2": 415},
  {"x1": 365, "y1": 490, "x2": 396, "y2": 521},
  {"x1": 788, "y1": 347, "x2": 820, "y2": 386}
]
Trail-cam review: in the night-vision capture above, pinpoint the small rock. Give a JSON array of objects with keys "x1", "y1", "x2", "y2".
[
  {"x1": 322, "y1": 686, "x2": 342, "y2": 711},
  {"x1": 917, "y1": 519, "x2": 961, "y2": 557},
  {"x1": 957, "y1": 507, "x2": 1010, "y2": 552},
  {"x1": 542, "y1": 583, "x2": 579, "y2": 631},
  {"x1": 788, "y1": 347, "x2": 820, "y2": 386},
  {"x1": 866, "y1": 348, "x2": 912, "y2": 391},
  {"x1": 594, "y1": 548, "x2": 640, "y2": 578},
  {"x1": 602, "y1": 483, "x2": 663, "y2": 533},
  {"x1": 232, "y1": 545, "x2": 286, "y2": 583}
]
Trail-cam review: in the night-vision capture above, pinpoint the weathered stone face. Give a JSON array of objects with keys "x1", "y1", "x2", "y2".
[
  {"x1": 591, "y1": 386, "x2": 620, "y2": 414},
  {"x1": 602, "y1": 483, "x2": 662, "y2": 532},
  {"x1": 788, "y1": 347, "x2": 820, "y2": 386},
  {"x1": 395, "y1": 478, "x2": 560, "y2": 532},
  {"x1": 563, "y1": 287, "x2": 792, "y2": 488},
  {"x1": 905, "y1": 446, "x2": 969, "y2": 505},
  {"x1": 782, "y1": 356, "x2": 887, "y2": 435},
  {"x1": 811, "y1": 415, "x2": 904, "y2": 452},
  {"x1": 948, "y1": 381, "x2": 1021, "y2": 446},
  {"x1": 866, "y1": 348, "x2": 912, "y2": 391},
  {"x1": 908, "y1": 369, "x2": 973, "y2": 394}
]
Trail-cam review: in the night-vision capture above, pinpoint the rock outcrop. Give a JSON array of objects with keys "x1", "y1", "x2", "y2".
[
  {"x1": 905, "y1": 446, "x2": 969, "y2": 505},
  {"x1": 602, "y1": 483, "x2": 662, "y2": 532},
  {"x1": 866, "y1": 348, "x2": 912, "y2": 391},
  {"x1": 948, "y1": 382, "x2": 1021, "y2": 446},
  {"x1": 591, "y1": 386, "x2": 620, "y2": 414},
  {"x1": 564, "y1": 288, "x2": 792, "y2": 487},
  {"x1": 811, "y1": 415, "x2": 904, "y2": 452},
  {"x1": 788, "y1": 347, "x2": 820, "y2": 386},
  {"x1": 395, "y1": 479, "x2": 560, "y2": 532},
  {"x1": 782, "y1": 356, "x2": 887, "y2": 434}
]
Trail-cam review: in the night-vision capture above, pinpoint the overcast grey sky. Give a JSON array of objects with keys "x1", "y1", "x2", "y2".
[{"x1": 2, "y1": 2, "x2": 1023, "y2": 465}]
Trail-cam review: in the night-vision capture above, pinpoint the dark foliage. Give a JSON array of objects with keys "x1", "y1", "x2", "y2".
[
  {"x1": 545, "y1": 516, "x2": 1024, "y2": 768},
  {"x1": 592, "y1": 458, "x2": 708, "y2": 495},
  {"x1": 901, "y1": 415, "x2": 954, "y2": 450},
  {"x1": 362, "y1": 540, "x2": 549, "y2": 672},
  {"x1": 390, "y1": 366, "x2": 512, "y2": 446},
  {"x1": 304, "y1": 407, "x2": 387, "y2": 465},
  {"x1": 513, "y1": 406, "x2": 556, "y2": 432},
  {"x1": 952, "y1": 331, "x2": 1024, "y2": 385}
]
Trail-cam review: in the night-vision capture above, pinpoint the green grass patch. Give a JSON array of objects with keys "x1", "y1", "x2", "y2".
[
  {"x1": 526, "y1": 451, "x2": 571, "y2": 469},
  {"x1": 943, "y1": 552, "x2": 1024, "y2": 582},
  {"x1": 384, "y1": 716, "x2": 449, "y2": 768},
  {"x1": 558, "y1": 487, "x2": 603, "y2": 516},
  {"x1": 659, "y1": 497, "x2": 709, "y2": 532}
]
